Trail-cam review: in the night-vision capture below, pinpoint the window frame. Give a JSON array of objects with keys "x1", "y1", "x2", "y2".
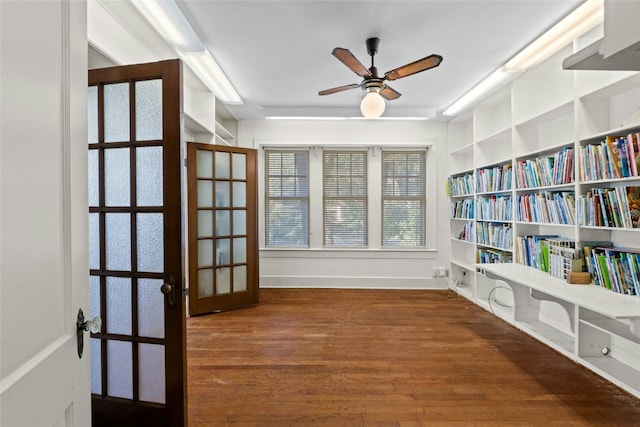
[
  {"x1": 322, "y1": 149, "x2": 369, "y2": 248},
  {"x1": 380, "y1": 149, "x2": 427, "y2": 248},
  {"x1": 264, "y1": 149, "x2": 310, "y2": 247}
]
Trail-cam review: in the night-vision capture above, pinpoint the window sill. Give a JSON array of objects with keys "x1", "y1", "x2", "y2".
[{"x1": 259, "y1": 247, "x2": 438, "y2": 259}]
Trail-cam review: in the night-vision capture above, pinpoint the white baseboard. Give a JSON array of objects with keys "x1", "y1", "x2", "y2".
[{"x1": 259, "y1": 275, "x2": 448, "y2": 289}]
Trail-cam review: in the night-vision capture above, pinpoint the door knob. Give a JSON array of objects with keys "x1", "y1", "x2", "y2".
[
  {"x1": 77, "y1": 308, "x2": 102, "y2": 359},
  {"x1": 160, "y1": 276, "x2": 176, "y2": 308}
]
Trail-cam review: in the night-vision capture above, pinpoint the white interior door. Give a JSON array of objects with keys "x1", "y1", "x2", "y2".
[{"x1": 0, "y1": 1, "x2": 90, "y2": 426}]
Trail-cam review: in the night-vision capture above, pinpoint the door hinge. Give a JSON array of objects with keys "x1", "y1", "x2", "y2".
[{"x1": 184, "y1": 287, "x2": 189, "y2": 296}]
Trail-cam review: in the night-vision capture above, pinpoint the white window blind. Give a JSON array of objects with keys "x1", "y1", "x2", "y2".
[
  {"x1": 381, "y1": 151, "x2": 426, "y2": 247},
  {"x1": 265, "y1": 151, "x2": 309, "y2": 246},
  {"x1": 323, "y1": 151, "x2": 368, "y2": 246}
]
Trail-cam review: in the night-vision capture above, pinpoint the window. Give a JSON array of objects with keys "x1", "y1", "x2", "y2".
[
  {"x1": 263, "y1": 146, "x2": 431, "y2": 250},
  {"x1": 265, "y1": 151, "x2": 309, "y2": 246},
  {"x1": 323, "y1": 151, "x2": 368, "y2": 246},
  {"x1": 381, "y1": 151, "x2": 426, "y2": 247}
]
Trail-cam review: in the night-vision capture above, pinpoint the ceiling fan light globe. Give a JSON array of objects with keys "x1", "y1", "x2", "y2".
[{"x1": 360, "y1": 91, "x2": 385, "y2": 118}]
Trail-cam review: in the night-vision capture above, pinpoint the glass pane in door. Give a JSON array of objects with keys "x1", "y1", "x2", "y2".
[{"x1": 89, "y1": 76, "x2": 170, "y2": 410}]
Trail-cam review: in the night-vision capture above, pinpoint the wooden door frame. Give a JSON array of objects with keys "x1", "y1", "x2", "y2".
[{"x1": 88, "y1": 59, "x2": 187, "y2": 427}]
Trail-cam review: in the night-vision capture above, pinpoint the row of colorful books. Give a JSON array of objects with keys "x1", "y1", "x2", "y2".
[
  {"x1": 576, "y1": 186, "x2": 640, "y2": 228},
  {"x1": 447, "y1": 173, "x2": 474, "y2": 197},
  {"x1": 516, "y1": 236, "x2": 579, "y2": 279},
  {"x1": 478, "y1": 248, "x2": 512, "y2": 264},
  {"x1": 477, "y1": 195, "x2": 512, "y2": 221},
  {"x1": 583, "y1": 243, "x2": 640, "y2": 297},
  {"x1": 476, "y1": 164, "x2": 513, "y2": 193},
  {"x1": 450, "y1": 199, "x2": 474, "y2": 219},
  {"x1": 579, "y1": 133, "x2": 640, "y2": 181},
  {"x1": 515, "y1": 235, "x2": 557, "y2": 272},
  {"x1": 516, "y1": 147, "x2": 574, "y2": 189},
  {"x1": 515, "y1": 192, "x2": 576, "y2": 225},
  {"x1": 476, "y1": 222, "x2": 513, "y2": 250}
]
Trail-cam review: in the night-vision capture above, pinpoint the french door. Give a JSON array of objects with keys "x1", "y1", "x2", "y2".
[
  {"x1": 88, "y1": 60, "x2": 186, "y2": 426},
  {"x1": 187, "y1": 143, "x2": 259, "y2": 315}
]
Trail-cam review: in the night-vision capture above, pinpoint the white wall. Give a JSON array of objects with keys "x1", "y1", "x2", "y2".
[{"x1": 238, "y1": 119, "x2": 451, "y2": 289}]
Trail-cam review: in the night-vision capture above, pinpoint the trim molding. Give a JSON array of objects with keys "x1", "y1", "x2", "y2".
[{"x1": 260, "y1": 275, "x2": 447, "y2": 290}]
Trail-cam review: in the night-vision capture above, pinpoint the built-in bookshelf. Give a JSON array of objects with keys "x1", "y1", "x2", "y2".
[{"x1": 446, "y1": 27, "x2": 640, "y2": 399}]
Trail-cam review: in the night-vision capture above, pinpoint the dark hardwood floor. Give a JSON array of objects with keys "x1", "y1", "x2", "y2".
[{"x1": 187, "y1": 288, "x2": 640, "y2": 426}]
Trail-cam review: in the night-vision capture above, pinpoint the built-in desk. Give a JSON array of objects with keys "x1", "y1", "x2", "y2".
[{"x1": 477, "y1": 263, "x2": 640, "y2": 399}]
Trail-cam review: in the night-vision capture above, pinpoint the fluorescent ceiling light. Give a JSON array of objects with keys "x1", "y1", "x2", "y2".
[
  {"x1": 183, "y1": 51, "x2": 243, "y2": 104},
  {"x1": 442, "y1": 69, "x2": 515, "y2": 116},
  {"x1": 262, "y1": 106, "x2": 435, "y2": 120},
  {"x1": 503, "y1": 0, "x2": 603, "y2": 71},
  {"x1": 443, "y1": 0, "x2": 603, "y2": 117},
  {"x1": 131, "y1": 0, "x2": 242, "y2": 104},
  {"x1": 131, "y1": 0, "x2": 204, "y2": 52},
  {"x1": 264, "y1": 116, "x2": 430, "y2": 121}
]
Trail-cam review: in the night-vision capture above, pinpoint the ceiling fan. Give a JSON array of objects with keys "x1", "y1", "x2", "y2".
[{"x1": 318, "y1": 37, "x2": 443, "y2": 117}]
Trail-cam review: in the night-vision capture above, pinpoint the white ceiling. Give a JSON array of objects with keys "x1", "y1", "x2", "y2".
[{"x1": 175, "y1": 0, "x2": 585, "y2": 120}]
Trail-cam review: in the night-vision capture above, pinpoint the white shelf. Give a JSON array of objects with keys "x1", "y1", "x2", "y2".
[
  {"x1": 214, "y1": 134, "x2": 232, "y2": 146},
  {"x1": 447, "y1": 44, "x2": 640, "y2": 399},
  {"x1": 450, "y1": 142, "x2": 474, "y2": 156},
  {"x1": 453, "y1": 283, "x2": 475, "y2": 301},
  {"x1": 579, "y1": 122, "x2": 640, "y2": 143},
  {"x1": 578, "y1": 176, "x2": 640, "y2": 186},
  {"x1": 579, "y1": 356, "x2": 640, "y2": 396},
  {"x1": 215, "y1": 120, "x2": 234, "y2": 140},
  {"x1": 515, "y1": 221, "x2": 576, "y2": 227},
  {"x1": 480, "y1": 263, "x2": 640, "y2": 319},
  {"x1": 475, "y1": 126, "x2": 511, "y2": 146},
  {"x1": 579, "y1": 225, "x2": 640, "y2": 232},
  {"x1": 516, "y1": 319, "x2": 574, "y2": 355},
  {"x1": 514, "y1": 100, "x2": 574, "y2": 129},
  {"x1": 580, "y1": 318, "x2": 640, "y2": 344},
  {"x1": 476, "y1": 243, "x2": 513, "y2": 252},
  {"x1": 450, "y1": 237, "x2": 475, "y2": 245},
  {"x1": 476, "y1": 189, "x2": 512, "y2": 196},
  {"x1": 515, "y1": 183, "x2": 575, "y2": 193},
  {"x1": 450, "y1": 259, "x2": 475, "y2": 271},
  {"x1": 449, "y1": 193, "x2": 474, "y2": 199},
  {"x1": 515, "y1": 141, "x2": 575, "y2": 160}
]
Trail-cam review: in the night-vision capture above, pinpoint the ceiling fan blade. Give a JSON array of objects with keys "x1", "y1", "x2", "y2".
[
  {"x1": 384, "y1": 54, "x2": 443, "y2": 81},
  {"x1": 318, "y1": 83, "x2": 360, "y2": 96},
  {"x1": 332, "y1": 48, "x2": 372, "y2": 77},
  {"x1": 379, "y1": 85, "x2": 401, "y2": 100}
]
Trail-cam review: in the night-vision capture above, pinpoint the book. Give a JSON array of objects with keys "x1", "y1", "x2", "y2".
[
  {"x1": 619, "y1": 253, "x2": 637, "y2": 295},
  {"x1": 628, "y1": 186, "x2": 640, "y2": 228},
  {"x1": 618, "y1": 137, "x2": 630, "y2": 177},
  {"x1": 605, "y1": 136, "x2": 622, "y2": 178},
  {"x1": 596, "y1": 254, "x2": 613, "y2": 290},
  {"x1": 628, "y1": 133, "x2": 640, "y2": 176}
]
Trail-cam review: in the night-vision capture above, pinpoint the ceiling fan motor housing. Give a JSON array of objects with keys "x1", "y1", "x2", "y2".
[
  {"x1": 362, "y1": 78, "x2": 384, "y2": 92},
  {"x1": 366, "y1": 37, "x2": 380, "y2": 57}
]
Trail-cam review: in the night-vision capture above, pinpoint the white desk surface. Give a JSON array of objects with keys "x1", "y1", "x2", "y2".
[{"x1": 477, "y1": 263, "x2": 640, "y2": 319}]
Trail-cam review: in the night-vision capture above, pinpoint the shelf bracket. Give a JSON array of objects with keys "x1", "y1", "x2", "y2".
[
  {"x1": 630, "y1": 318, "x2": 640, "y2": 340},
  {"x1": 530, "y1": 289, "x2": 575, "y2": 333}
]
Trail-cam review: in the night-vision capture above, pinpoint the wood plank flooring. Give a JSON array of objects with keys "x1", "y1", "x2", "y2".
[{"x1": 187, "y1": 288, "x2": 640, "y2": 426}]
